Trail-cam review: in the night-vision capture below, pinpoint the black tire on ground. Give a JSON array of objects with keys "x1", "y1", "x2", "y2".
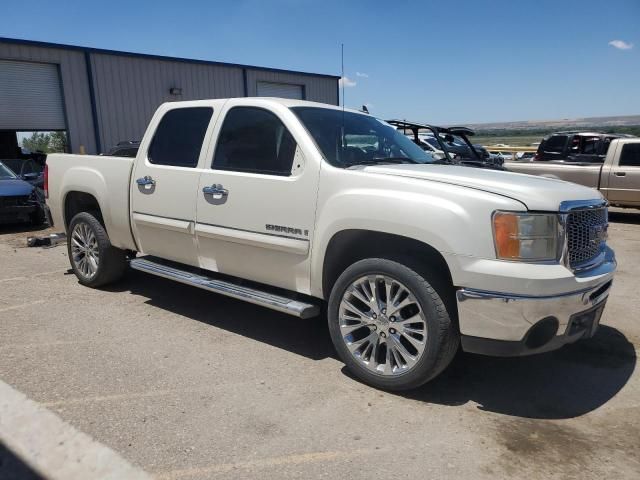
[
  {"x1": 67, "y1": 211, "x2": 127, "y2": 288},
  {"x1": 327, "y1": 258, "x2": 459, "y2": 391}
]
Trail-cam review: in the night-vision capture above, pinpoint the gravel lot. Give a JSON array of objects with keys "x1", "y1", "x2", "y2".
[{"x1": 1, "y1": 210, "x2": 639, "y2": 479}]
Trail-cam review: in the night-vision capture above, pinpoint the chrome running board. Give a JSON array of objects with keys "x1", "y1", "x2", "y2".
[{"x1": 129, "y1": 257, "x2": 320, "y2": 319}]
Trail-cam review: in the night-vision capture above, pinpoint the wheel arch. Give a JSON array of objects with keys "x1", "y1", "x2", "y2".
[
  {"x1": 64, "y1": 191, "x2": 104, "y2": 230},
  {"x1": 320, "y1": 229, "x2": 455, "y2": 307}
]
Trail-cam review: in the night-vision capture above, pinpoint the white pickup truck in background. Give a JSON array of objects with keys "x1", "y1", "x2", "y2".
[
  {"x1": 506, "y1": 138, "x2": 640, "y2": 208},
  {"x1": 46, "y1": 98, "x2": 616, "y2": 390}
]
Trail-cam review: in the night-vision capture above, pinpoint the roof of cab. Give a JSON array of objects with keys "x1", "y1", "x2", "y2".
[{"x1": 159, "y1": 97, "x2": 365, "y2": 115}]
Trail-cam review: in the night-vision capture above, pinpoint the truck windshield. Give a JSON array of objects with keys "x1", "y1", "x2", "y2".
[
  {"x1": 0, "y1": 163, "x2": 17, "y2": 179},
  {"x1": 291, "y1": 107, "x2": 436, "y2": 167}
]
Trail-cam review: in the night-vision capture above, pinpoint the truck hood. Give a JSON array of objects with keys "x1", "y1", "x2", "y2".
[{"x1": 360, "y1": 164, "x2": 602, "y2": 211}]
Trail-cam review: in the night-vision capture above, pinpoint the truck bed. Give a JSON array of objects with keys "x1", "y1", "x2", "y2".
[
  {"x1": 46, "y1": 153, "x2": 137, "y2": 250},
  {"x1": 504, "y1": 160, "x2": 603, "y2": 189}
]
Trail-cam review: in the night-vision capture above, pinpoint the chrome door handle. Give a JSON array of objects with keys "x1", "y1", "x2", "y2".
[
  {"x1": 614, "y1": 172, "x2": 626, "y2": 177},
  {"x1": 202, "y1": 184, "x2": 228, "y2": 198},
  {"x1": 136, "y1": 175, "x2": 156, "y2": 186}
]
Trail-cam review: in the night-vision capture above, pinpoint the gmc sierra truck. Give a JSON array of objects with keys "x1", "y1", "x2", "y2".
[
  {"x1": 506, "y1": 137, "x2": 640, "y2": 208},
  {"x1": 46, "y1": 98, "x2": 616, "y2": 391}
]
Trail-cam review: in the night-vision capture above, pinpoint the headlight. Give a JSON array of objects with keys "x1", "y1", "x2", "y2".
[{"x1": 493, "y1": 212, "x2": 559, "y2": 261}]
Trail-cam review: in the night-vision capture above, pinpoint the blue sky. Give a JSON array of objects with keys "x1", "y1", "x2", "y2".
[{"x1": 2, "y1": 0, "x2": 638, "y2": 123}]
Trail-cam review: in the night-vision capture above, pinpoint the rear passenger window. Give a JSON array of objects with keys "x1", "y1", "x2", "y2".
[
  {"x1": 212, "y1": 107, "x2": 297, "y2": 176},
  {"x1": 620, "y1": 144, "x2": 640, "y2": 167},
  {"x1": 580, "y1": 137, "x2": 600, "y2": 155},
  {"x1": 543, "y1": 135, "x2": 567, "y2": 153},
  {"x1": 148, "y1": 107, "x2": 213, "y2": 167}
]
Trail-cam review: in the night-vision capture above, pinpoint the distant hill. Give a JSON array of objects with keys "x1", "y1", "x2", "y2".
[{"x1": 466, "y1": 115, "x2": 640, "y2": 132}]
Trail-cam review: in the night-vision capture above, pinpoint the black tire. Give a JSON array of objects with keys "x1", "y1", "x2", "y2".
[
  {"x1": 328, "y1": 258, "x2": 459, "y2": 391},
  {"x1": 67, "y1": 212, "x2": 127, "y2": 288}
]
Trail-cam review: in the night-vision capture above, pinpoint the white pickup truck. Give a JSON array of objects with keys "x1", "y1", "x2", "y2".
[{"x1": 46, "y1": 98, "x2": 616, "y2": 390}]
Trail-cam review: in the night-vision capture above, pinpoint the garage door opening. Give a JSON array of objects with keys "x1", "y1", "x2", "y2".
[
  {"x1": 17, "y1": 131, "x2": 68, "y2": 154},
  {"x1": 0, "y1": 60, "x2": 67, "y2": 131},
  {"x1": 257, "y1": 81, "x2": 304, "y2": 100}
]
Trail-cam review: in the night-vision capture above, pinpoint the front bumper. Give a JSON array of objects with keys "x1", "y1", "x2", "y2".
[{"x1": 456, "y1": 250, "x2": 616, "y2": 357}]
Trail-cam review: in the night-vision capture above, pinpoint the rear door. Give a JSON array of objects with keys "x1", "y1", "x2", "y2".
[
  {"x1": 195, "y1": 100, "x2": 320, "y2": 293},
  {"x1": 130, "y1": 105, "x2": 215, "y2": 266},
  {"x1": 606, "y1": 141, "x2": 640, "y2": 206}
]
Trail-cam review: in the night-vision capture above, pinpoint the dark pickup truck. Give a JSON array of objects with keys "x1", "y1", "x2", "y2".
[{"x1": 534, "y1": 131, "x2": 634, "y2": 163}]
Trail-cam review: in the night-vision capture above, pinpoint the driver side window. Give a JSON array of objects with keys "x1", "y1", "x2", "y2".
[{"x1": 212, "y1": 107, "x2": 297, "y2": 177}]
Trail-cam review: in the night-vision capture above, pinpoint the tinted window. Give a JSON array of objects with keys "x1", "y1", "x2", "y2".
[
  {"x1": 213, "y1": 107, "x2": 296, "y2": 176},
  {"x1": 31, "y1": 160, "x2": 43, "y2": 173},
  {"x1": 148, "y1": 107, "x2": 213, "y2": 167},
  {"x1": 543, "y1": 135, "x2": 568, "y2": 153},
  {"x1": 620, "y1": 143, "x2": 640, "y2": 167},
  {"x1": 580, "y1": 137, "x2": 600, "y2": 155},
  {"x1": 0, "y1": 163, "x2": 17, "y2": 179},
  {"x1": 2, "y1": 158, "x2": 22, "y2": 174},
  {"x1": 22, "y1": 161, "x2": 34, "y2": 174}
]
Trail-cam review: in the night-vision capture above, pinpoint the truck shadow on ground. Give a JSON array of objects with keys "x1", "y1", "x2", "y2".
[
  {"x1": 114, "y1": 270, "x2": 636, "y2": 421},
  {"x1": 397, "y1": 325, "x2": 636, "y2": 419}
]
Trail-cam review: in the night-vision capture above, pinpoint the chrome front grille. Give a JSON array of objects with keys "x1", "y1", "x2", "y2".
[{"x1": 566, "y1": 207, "x2": 608, "y2": 268}]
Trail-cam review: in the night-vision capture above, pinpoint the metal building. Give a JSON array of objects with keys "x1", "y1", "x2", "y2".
[{"x1": 0, "y1": 37, "x2": 339, "y2": 154}]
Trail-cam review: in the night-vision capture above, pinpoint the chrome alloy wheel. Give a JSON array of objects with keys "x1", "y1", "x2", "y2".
[
  {"x1": 339, "y1": 275, "x2": 428, "y2": 375},
  {"x1": 70, "y1": 222, "x2": 99, "y2": 279}
]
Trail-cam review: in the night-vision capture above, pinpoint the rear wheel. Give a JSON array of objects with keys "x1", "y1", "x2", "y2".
[
  {"x1": 67, "y1": 212, "x2": 126, "y2": 287},
  {"x1": 328, "y1": 258, "x2": 458, "y2": 391}
]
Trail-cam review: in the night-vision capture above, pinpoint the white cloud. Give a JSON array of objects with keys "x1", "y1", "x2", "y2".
[
  {"x1": 339, "y1": 76, "x2": 357, "y2": 87},
  {"x1": 356, "y1": 72, "x2": 369, "y2": 78},
  {"x1": 609, "y1": 40, "x2": 633, "y2": 50}
]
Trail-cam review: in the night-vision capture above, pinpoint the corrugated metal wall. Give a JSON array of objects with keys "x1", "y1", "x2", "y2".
[
  {"x1": 0, "y1": 39, "x2": 339, "y2": 155},
  {"x1": 0, "y1": 42, "x2": 97, "y2": 153},
  {"x1": 91, "y1": 56, "x2": 339, "y2": 152},
  {"x1": 89, "y1": 54, "x2": 246, "y2": 152}
]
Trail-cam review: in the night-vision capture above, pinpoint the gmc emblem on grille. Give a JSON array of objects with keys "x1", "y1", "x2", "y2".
[{"x1": 590, "y1": 224, "x2": 608, "y2": 245}]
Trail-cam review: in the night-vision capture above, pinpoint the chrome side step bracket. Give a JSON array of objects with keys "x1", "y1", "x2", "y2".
[{"x1": 129, "y1": 257, "x2": 320, "y2": 319}]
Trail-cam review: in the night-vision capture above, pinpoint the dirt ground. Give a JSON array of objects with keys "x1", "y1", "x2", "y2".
[{"x1": 1, "y1": 210, "x2": 638, "y2": 479}]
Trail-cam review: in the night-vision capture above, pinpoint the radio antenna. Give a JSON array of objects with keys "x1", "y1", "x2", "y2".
[
  {"x1": 341, "y1": 43, "x2": 345, "y2": 155},
  {"x1": 341, "y1": 43, "x2": 345, "y2": 110}
]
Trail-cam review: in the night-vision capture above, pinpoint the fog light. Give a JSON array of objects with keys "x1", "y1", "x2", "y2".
[{"x1": 525, "y1": 317, "x2": 559, "y2": 349}]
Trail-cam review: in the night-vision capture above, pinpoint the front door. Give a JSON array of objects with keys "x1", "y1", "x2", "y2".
[
  {"x1": 130, "y1": 106, "x2": 214, "y2": 266},
  {"x1": 195, "y1": 102, "x2": 320, "y2": 293},
  {"x1": 605, "y1": 141, "x2": 640, "y2": 207}
]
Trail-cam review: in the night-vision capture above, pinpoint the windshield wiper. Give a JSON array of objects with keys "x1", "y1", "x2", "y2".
[{"x1": 346, "y1": 157, "x2": 420, "y2": 167}]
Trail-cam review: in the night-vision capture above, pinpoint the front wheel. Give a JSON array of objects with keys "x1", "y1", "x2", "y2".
[
  {"x1": 67, "y1": 212, "x2": 127, "y2": 288},
  {"x1": 328, "y1": 258, "x2": 459, "y2": 391}
]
